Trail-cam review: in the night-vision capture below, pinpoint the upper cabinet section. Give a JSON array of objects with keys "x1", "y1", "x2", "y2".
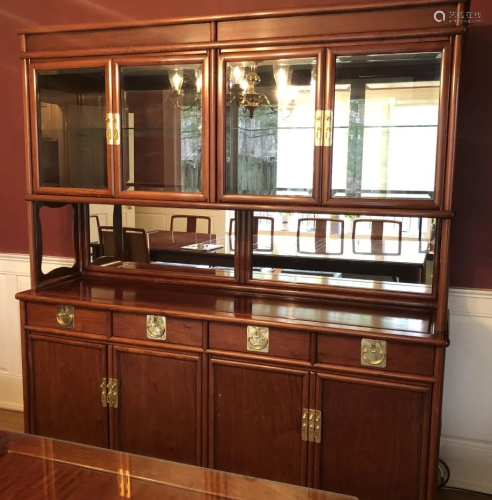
[
  {"x1": 29, "y1": 59, "x2": 113, "y2": 195},
  {"x1": 218, "y1": 49, "x2": 324, "y2": 204},
  {"x1": 114, "y1": 55, "x2": 209, "y2": 201}
]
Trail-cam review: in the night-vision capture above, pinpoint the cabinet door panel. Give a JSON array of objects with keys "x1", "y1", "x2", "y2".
[
  {"x1": 112, "y1": 346, "x2": 201, "y2": 465},
  {"x1": 209, "y1": 357, "x2": 309, "y2": 485},
  {"x1": 315, "y1": 373, "x2": 430, "y2": 500},
  {"x1": 113, "y1": 55, "x2": 209, "y2": 201},
  {"x1": 29, "y1": 335, "x2": 108, "y2": 448},
  {"x1": 29, "y1": 59, "x2": 113, "y2": 195}
]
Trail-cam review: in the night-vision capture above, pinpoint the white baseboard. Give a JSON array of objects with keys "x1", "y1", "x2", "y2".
[{"x1": 0, "y1": 255, "x2": 491, "y2": 492}]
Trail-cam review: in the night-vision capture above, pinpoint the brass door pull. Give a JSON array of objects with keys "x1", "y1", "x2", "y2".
[
  {"x1": 146, "y1": 315, "x2": 166, "y2": 340},
  {"x1": 246, "y1": 326, "x2": 269, "y2": 353},
  {"x1": 361, "y1": 339, "x2": 387, "y2": 368},
  {"x1": 56, "y1": 305, "x2": 74, "y2": 329}
]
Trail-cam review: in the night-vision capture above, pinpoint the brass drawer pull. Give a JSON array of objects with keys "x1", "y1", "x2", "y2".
[
  {"x1": 56, "y1": 305, "x2": 74, "y2": 329},
  {"x1": 146, "y1": 315, "x2": 166, "y2": 340},
  {"x1": 361, "y1": 339, "x2": 387, "y2": 368},
  {"x1": 247, "y1": 326, "x2": 269, "y2": 353}
]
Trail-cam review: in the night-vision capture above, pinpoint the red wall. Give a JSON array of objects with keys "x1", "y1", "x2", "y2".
[{"x1": 0, "y1": 0, "x2": 489, "y2": 287}]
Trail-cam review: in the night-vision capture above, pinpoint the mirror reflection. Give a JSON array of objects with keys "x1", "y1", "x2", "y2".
[
  {"x1": 332, "y1": 52, "x2": 442, "y2": 200},
  {"x1": 225, "y1": 57, "x2": 317, "y2": 196},
  {"x1": 88, "y1": 205, "x2": 235, "y2": 277},
  {"x1": 120, "y1": 64, "x2": 203, "y2": 194},
  {"x1": 251, "y1": 212, "x2": 436, "y2": 293}
]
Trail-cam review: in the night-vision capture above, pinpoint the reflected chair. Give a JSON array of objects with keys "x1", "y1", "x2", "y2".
[
  {"x1": 170, "y1": 215, "x2": 212, "y2": 234},
  {"x1": 352, "y1": 218, "x2": 402, "y2": 255},
  {"x1": 123, "y1": 228, "x2": 150, "y2": 263},
  {"x1": 89, "y1": 215, "x2": 102, "y2": 260},
  {"x1": 296, "y1": 218, "x2": 344, "y2": 254},
  {"x1": 99, "y1": 226, "x2": 116, "y2": 258},
  {"x1": 229, "y1": 216, "x2": 275, "y2": 251}
]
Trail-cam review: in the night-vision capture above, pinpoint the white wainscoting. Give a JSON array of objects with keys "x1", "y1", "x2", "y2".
[{"x1": 0, "y1": 253, "x2": 491, "y2": 493}]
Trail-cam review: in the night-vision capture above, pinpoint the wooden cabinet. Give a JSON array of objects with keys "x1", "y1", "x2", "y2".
[
  {"x1": 28, "y1": 334, "x2": 109, "y2": 448},
  {"x1": 111, "y1": 345, "x2": 202, "y2": 464},
  {"x1": 313, "y1": 373, "x2": 431, "y2": 500},
  {"x1": 209, "y1": 357, "x2": 310, "y2": 485}
]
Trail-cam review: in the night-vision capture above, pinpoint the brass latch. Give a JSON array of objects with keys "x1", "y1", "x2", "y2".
[
  {"x1": 103, "y1": 378, "x2": 118, "y2": 408},
  {"x1": 113, "y1": 113, "x2": 121, "y2": 146},
  {"x1": 314, "y1": 110, "x2": 333, "y2": 147},
  {"x1": 106, "y1": 113, "x2": 113, "y2": 145},
  {"x1": 302, "y1": 408, "x2": 321, "y2": 443}
]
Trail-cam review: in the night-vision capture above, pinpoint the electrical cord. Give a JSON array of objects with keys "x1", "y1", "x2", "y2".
[{"x1": 438, "y1": 459, "x2": 450, "y2": 489}]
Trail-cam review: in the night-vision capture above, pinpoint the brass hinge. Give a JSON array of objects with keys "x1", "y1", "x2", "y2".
[
  {"x1": 107, "y1": 378, "x2": 119, "y2": 408},
  {"x1": 101, "y1": 378, "x2": 107, "y2": 408},
  {"x1": 106, "y1": 113, "x2": 113, "y2": 145},
  {"x1": 302, "y1": 409, "x2": 322, "y2": 443},
  {"x1": 314, "y1": 110, "x2": 323, "y2": 146},
  {"x1": 324, "y1": 109, "x2": 333, "y2": 147},
  {"x1": 113, "y1": 113, "x2": 121, "y2": 146},
  {"x1": 117, "y1": 468, "x2": 131, "y2": 498}
]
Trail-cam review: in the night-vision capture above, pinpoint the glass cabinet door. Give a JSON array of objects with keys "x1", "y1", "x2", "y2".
[
  {"x1": 114, "y1": 56, "x2": 208, "y2": 200},
  {"x1": 326, "y1": 45, "x2": 448, "y2": 206},
  {"x1": 218, "y1": 50, "x2": 324, "y2": 203},
  {"x1": 30, "y1": 60, "x2": 112, "y2": 194}
]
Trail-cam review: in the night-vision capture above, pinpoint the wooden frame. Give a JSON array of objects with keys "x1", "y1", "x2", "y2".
[
  {"x1": 217, "y1": 47, "x2": 325, "y2": 206},
  {"x1": 28, "y1": 58, "x2": 114, "y2": 197},
  {"x1": 112, "y1": 53, "x2": 211, "y2": 202}
]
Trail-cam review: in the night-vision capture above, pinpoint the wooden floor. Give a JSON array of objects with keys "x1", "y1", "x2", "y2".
[{"x1": 0, "y1": 409, "x2": 489, "y2": 499}]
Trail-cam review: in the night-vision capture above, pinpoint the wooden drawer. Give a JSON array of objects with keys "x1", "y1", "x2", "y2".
[
  {"x1": 112, "y1": 312, "x2": 202, "y2": 347},
  {"x1": 25, "y1": 302, "x2": 109, "y2": 336},
  {"x1": 317, "y1": 334, "x2": 435, "y2": 376},
  {"x1": 209, "y1": 322, "x2": 310, "y2": 360}
]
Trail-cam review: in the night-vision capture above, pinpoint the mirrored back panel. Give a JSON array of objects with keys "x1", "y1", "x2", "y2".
[
  {"x1": 251, "y1": 211, "x2": 437, "y2": 294},
  {"x1": 331, "y1": 52, "x2": 442, "y2": 200},
  {"x1": 87, "y1": 205, "x2": 235, "y2": 278}
]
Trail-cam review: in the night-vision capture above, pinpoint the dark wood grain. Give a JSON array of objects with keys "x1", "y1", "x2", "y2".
[
  {"x1": 316, "y1": 334, "x2": 435, "y2": 376},
  {"x1": 111, "y1": 345, "x2": 201, "y2": 465},
  {"x1": 28, "y1": 334, "x2": 108, "y2": 447},
  {"x1": 209, "y1": 357, "x2": 309, "y2": 485},
  {"x1": 26, "y1": 302, "x2": 109, "y2": 336},
  {"x1": 314, "y1": 373, "x2": 431, "y2": 500},
  {"x1": 113, "y1": 312, "x2": 203, "y2": 346},
  {"x1": 0, "y1": 432, "x2": 356, "y2": 500},
  {"x1": 209, "y1": 322, "x2": 311, "y2": 360}
]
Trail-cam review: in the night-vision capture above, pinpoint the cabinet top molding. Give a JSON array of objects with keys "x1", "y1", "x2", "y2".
[
  {"x1": 19, "y1": 0, "x2": 467, "y2": 58},
  {"x1": 18, "y1": 0, "x2": 466, "y2": 35}
]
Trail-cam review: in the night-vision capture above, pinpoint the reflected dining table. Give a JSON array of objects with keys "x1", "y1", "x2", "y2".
[{"x1": 147, "y1": 231, "x2": 429, "y2": 284}]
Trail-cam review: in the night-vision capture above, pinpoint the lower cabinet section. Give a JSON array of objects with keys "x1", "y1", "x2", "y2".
[
  {"x1": 209, "y1": 357, "x2": 310, "y2": 485},
  {"x1": 28, "y1": 334, "x2": 109, "y2": 448},
  {"x1": 314, "y1": 374, "x2": 431, "y2": 500},
  {"x1": 111, "y1": 346, "x2": 201, "y2": 464}
]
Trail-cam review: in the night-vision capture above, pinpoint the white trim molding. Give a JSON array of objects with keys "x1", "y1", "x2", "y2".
[{"x1": 0, "y1": 255, "x2": 491, "y2": 493}]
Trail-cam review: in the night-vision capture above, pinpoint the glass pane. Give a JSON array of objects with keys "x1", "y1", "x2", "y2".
[
  {"x1": 331, "y1": 52, "x2": 442, "y2": 200},
  {"x1": 252, "y1": 211, "x2": 437, "y2": 294},
  {"x1": 88, "y1": 205, "x2": 234, "y2": 278},
  {"x1": 120, "y1": 64, "x2": 203, "y2": 193},
  {"x1": 37, "y1": 67, "x2": 107, "y2": 189},
  {"x1": 225, "y1": 57, "x2": 317, "y2": 196}
]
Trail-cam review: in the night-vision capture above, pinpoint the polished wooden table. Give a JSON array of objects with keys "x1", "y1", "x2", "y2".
[
  {"x1": 0, "y1": 431, "x2": 356, "y2": 500},
  {"x1": 147, "y1": 231, "x2": 428, "y2": 283}
]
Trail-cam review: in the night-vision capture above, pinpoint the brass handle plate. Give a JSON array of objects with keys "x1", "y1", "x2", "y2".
[
  {"x1": 146, "y1": 315, "x2": 166, "y2": 340},
  {"x1": 324, "y1": 109, "x2": 333, "y2": 147},
  {"x1": 314, "y1": 110, "x2": 323, "y2": 146},
  {"x1": 247, "y1": 326, "x2": 269, "y2": 353},
  {"x1": 301, "y1": 408, "x2": 308, "y2": 442},
  {"x1": 101, "y1": 378, "x2": 107, "y2": 408},
  {"x1": 113, "y1": 113, "x2": 121, "y2": 146},
  {"x1": 106, "y1": 113, "x2": 113, "y2": 145},
  {"x1": 361, "y1": 339, "x2": 387, "y2": 368},
  {"x1": 56, "y1": 305, "x2": 74, "y2": 329}
]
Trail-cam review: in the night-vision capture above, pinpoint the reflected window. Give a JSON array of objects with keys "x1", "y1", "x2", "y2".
[
  {"x1": 331, "y1": 52, "x2": 442, "y2": 200},
  {"x1": 225, "y1": 57, "x2": 317, "y2": 197}
]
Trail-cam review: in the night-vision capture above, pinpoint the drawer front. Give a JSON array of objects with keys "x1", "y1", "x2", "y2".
[
  {"x1": 112, "y1": 312, "x2": 202, "y2": 347},
  {"x1": 26, "y1": 302, "x2": 109, "y2": 336},
  {"x1": 209, "y1": 322, "x2": 310, "y2": 360},
  {"x1": 317, "y1": 335, "x2": 435, "y2": 376}
]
